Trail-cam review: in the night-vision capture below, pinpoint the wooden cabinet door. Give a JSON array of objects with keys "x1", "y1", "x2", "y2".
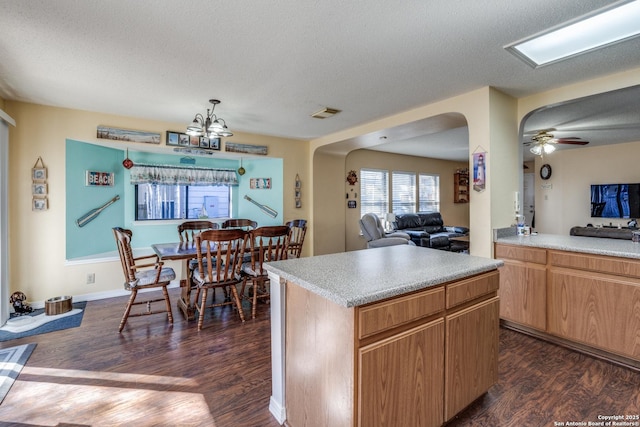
[
  {"x1": 445, "y1": 297, "x2": 500, "y2": 421},
  {"x1": 498, "y1": 260, "x2": 546, "y2": 330},
  {"x1": 548, "y1": 269, "x2": 640, "y2": 360},
  {"x1": 358, "y1": 318, "x2": 445, "y2": 427}
]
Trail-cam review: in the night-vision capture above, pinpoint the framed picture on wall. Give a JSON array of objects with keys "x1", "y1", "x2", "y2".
[
  {"x1": 166, "y1": 131, "x2": 180, "y2": 146},
  {"x1": 32, "y1": 167, "x2": 47, "y2": 182},
  {"x1": 32, "y1": 197, "x2": 48, "y2": 211},
  {"x1": 32, "y1": 182, "x2": 48, "y2": 196},
  {"x1": 209, "y1": 137, "x2": 221, "y2": 150}
]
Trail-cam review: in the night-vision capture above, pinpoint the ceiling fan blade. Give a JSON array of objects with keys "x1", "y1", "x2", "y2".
[{"x1": 556, "y1": 140, "x2": 589, "y2": 145}]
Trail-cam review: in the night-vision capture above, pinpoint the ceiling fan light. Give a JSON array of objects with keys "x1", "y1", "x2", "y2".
[
  {"x1": 530, "y1": 145, "x2": 543, "y2": 156},
  {"x1": 543, "y1": 143, "x2": 556, "y2": 154}
]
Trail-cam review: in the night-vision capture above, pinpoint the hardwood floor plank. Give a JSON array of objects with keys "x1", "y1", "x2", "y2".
[{"x1": 0, "y1": 287, "x2": 638, "y2": 426}]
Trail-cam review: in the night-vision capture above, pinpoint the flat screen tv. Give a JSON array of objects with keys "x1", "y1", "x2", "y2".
[{"x1": 591, "y1": 183, "x2": 640, "y2": 218}]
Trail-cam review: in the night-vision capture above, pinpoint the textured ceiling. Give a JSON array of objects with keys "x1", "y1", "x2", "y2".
[{"x1": 1, "y1": 0, "x2": 639, "y2": 161}]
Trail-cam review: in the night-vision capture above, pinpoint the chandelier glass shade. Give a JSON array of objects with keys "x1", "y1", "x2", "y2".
[{"x1": 186, "y1": 99, "x2": 233, "y2": 138}]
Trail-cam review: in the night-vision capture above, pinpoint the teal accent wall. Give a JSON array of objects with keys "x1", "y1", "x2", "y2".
[
  {"x1": 237, "y1": 157, "x2": 284, "y2": 226},
  {"x1": 66, "y1": 139, "x2": 125, "y2": 258},
  {"x1": 65, "y1": 139, "x2": 284, "y2": 259}
]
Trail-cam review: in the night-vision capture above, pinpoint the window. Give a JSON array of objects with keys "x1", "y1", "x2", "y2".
[
  {"x1": 419, "y1": 174, "x2": 440, "y2": 212},
  {"x1": 360, "y1": 168, "x2": 440, "y2": 217},
  {"x1": 360, "y1": 168, "x2": 389, "y2": 217},
  {"x1": 135, "y1": 184, "x2": 231, "y2": 220},
  {"x1": 392, "y1": 171, "x2": 416, "y2": 214},
  {"x1": 130, "y1": 164, "x2": 237, "y2": 221}
]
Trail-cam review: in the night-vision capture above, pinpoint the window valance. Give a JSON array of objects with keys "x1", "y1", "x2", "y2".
[{"x1": 129, "y1": 164, "x2": 238, "y2": 186}]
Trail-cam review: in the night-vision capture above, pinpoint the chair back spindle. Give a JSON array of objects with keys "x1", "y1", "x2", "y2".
[{"x1": 178, "y1": 220, "x2": 218, "y2": 243}]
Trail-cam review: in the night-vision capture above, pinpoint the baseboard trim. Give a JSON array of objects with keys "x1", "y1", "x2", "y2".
[
  {"x1": 500, "y1": 319, "x2": 640, "y2": 372},
  {"x1": 28, "y1": 281, "x2": 180, "y2": 310}
]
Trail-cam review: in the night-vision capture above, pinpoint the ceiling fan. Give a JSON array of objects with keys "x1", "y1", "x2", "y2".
[{"x1": 525, "y1": 129, "x2": 589, "y2": 156}]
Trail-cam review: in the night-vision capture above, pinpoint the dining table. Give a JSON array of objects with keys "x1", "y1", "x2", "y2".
[
  {"x1": 151, "y1": 240, "x2": 257, "y2": 321},
  {"x1": 151, "y1": 241, "x2": 202, "y2": 320}
]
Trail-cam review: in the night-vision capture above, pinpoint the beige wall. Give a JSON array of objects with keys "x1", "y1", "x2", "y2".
[
  {"x1": 517, "y1": 67, "x2": 640, "y2": 235},
  {"x1": 311, "y1": 87, "x2": 519, "y2": 258},
  {"x1": 534, "y1": 140, "x2": 640, "y2": 235},
  {"x1": 5, "y1": 101, "x2": 309, "y2": 303},
  {"x1": 345, "y1": 149, "x2": 468, "y2": 251}
]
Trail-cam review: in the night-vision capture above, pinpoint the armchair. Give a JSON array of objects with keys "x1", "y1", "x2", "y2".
[{"x1": 359, "y1": 213, "x2": 414, "y2": 248}]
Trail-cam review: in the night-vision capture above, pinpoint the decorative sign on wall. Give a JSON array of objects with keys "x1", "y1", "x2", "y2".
[
  {"x1": 32, "y1": 156, "x2": 48, "y2": 211},
  {"x1": 250, "y1": 178, "x2": 272, "y2": 189},
  {"x1": 85, "y1": 170, "x2": 115, "y2": 186},
  {"x1": 472, "y1": 149, "x2": 486, "y2": 192},
  {"x1": 225, "y1": 142, "x2": 268, "y2": 155},
  {"x1": 97, "y1": 126, "x2": 160, "y2": 144},
  {"x1": 295, "y1": 174, "x2": 301, "y2": 208}
]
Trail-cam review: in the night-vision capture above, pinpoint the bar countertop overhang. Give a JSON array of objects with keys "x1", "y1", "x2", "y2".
[
  {"x1": 264, "y1": 245, "x2": 504, "y2": 307},
  {"x1": 495, "y1": 233, "x2": 640, "y2": 259}
]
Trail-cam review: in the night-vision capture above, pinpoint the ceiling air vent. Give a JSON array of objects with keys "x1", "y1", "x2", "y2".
[{"x1": 311, "y1": 107, "x2": 341, "y2": 119}]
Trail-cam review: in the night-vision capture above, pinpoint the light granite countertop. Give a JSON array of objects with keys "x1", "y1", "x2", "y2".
[
  {"x1": 264, "y1": 245, "x2": 503, "y2": 307},
  {"x1": 495, "y1": 233, "x2": 640, "y2": 259}
]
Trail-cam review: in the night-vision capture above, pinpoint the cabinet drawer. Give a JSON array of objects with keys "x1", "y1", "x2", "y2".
[
  {"x1": 447, "y1": 271, "x2": 499, "y2": 309},
  {"x1": 549, "y1": 250, "x2": 640, "y2": 280},
  {"x1": 495, "y1": 244, "x2": 546, "y2": 264},
  {"x1": 358, "y1": 286, "x2": 445, "y2": 340}
]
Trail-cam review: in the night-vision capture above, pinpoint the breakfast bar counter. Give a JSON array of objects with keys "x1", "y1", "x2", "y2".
[
  {"x1": 264, "y1": 245, "x2": 503, "y2": 427},
  {"x1": 495, "y1": 233, "x2": 640, "y2": 259},
  {"x1": 494, "y1": 233, "x2": 640, "y2": 370}
]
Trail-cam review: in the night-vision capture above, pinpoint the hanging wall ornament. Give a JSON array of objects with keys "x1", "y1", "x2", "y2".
[
  {"x1": 237, "y1": 157, "x2": 246, "y2": 175},
  {"x1": 122, "y1": 148, "x2": 134, "y2": 169},
  {"x1": 346, "y1": 170, "x2": 358, "y2": 185}
]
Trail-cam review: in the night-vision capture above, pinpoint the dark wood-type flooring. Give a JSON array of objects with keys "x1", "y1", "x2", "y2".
[{"x1": 0, "y1": 286, "x2": 638, "y2": 426}]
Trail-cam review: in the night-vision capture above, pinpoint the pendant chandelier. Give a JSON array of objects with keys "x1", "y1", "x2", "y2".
[{"x1": 186, "y1": 99, "x2": 233, "y2": 138}]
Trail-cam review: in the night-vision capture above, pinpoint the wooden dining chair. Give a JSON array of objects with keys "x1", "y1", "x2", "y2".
[
  {"x1": 221, "y1": 218, "x2": 258, "y2": 231},
  {"x1": 191, "y1": 229, "x2": 250, "y2": 330},
  {"x1": 286, "y1": 219, "x2": 307, "y2": 258},
  {"x1": 241, "y1": 225, "x2": 290, "y2": 319},
  {"x1": 112, "y1": 227, "x2": 175, "y2": 333},
  {"x1": 178, "y1": 220, "x2": 219, "y2": 243}
]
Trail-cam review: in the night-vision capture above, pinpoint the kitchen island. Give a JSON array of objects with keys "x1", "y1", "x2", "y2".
[
  {"x1": 264, "y1": 245, "x2": 503, "y2": 427},
  {"x1": 495, "y1": 233, "x2": 640, "y2": 370}
]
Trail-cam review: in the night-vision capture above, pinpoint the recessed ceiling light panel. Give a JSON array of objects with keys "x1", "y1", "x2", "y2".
[{"x1": 505, "y1": 0, "x2": 640, "y2": 68}]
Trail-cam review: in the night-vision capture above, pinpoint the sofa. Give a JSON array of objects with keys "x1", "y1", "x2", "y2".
[{"x1": 392, "y1": 212, "x2": 469, "y2": 250}]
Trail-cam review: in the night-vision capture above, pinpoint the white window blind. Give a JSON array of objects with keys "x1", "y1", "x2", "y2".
[
  {"x1": 392, "y1": 171, "x2": 416, "y2": 214},
  {"x1": 419, "y1": 174, "x2": 440, "y2": 212},
  {"x1": 360, "y1": 168, "x2": 389, "y2": 217}
]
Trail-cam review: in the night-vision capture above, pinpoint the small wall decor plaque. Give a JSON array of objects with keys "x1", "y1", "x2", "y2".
[
  {"x1": 295, "y1": 174, "x2": 301, "y2": 208},
  {"x1": 85, "y1": 171, "x2": 115, "y2": 186},
  {"x1": 32, "y1": 156, "x2": 48, "y2": 211},
  {"x1": 250, "y1": 178, "x2": 271, "y2": 189}
]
